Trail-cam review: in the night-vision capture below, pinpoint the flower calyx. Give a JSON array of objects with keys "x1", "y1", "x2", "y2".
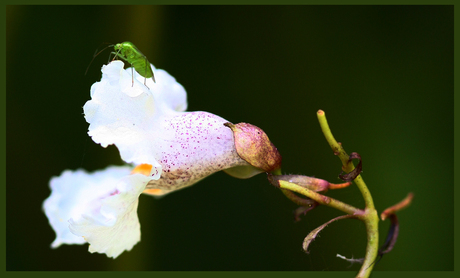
[{"x1": 224, "y1": 122, "x2": 282, "y2": 173}]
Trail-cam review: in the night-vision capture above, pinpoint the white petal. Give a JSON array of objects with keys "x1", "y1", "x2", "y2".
[
  {"x1": 43, "y1": 166, "x2": 132, "y2": 248},
  {"x1": 131, "y1": 63, "x2": 188, "y2": 112},
  {"x1": 83, "y1": 61, "x2": 187, "y2": 179},
  {"x1": 68, "y1": 173, "x2": 150, "y2": 258}
]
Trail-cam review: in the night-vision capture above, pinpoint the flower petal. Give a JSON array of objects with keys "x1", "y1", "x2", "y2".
[
  {"x1": 43, "y1": 166, "x2": 151, "y2": 258},
  {"x1": 144, "y1": 111, "x2": 252, "y2": 193},
  {"x1": 43, "y1": 166, "x2": 133, "y2": 248},
  {"x1": 69, "y1": 173, "x2": 150, "y2": 258}
]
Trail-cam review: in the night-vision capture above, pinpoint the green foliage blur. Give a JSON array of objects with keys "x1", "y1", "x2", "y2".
[{"x1": 6, "y1": 5, "x2": 453, "y2": 271}]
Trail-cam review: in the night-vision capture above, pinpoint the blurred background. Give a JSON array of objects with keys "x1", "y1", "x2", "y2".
[{"x1": 6, "y1": 5, "x2": 453, "y2": 271}]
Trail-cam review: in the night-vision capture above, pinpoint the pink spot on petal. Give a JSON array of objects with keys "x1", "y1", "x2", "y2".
[{"x1": 110, "y1": 189, "x2": 120, "y2": 196}]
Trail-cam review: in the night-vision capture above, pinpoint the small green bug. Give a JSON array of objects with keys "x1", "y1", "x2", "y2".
[
  {"x1": 112, "y1": 42, "x2": 156, "y2": 88},
  {"x1": 86, "y1": 42, "x2": 155, "y2": 89}
]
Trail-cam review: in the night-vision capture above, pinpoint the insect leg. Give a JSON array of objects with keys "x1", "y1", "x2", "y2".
[
  {"x1": 131, "y1": 67, "x2": 134, "y2": 87},
  {"x1": 145, "y1": 62, "x2": 156, "y2": 83},
  {"x1": 142, "y1": 62, "x2": 151, "y2": 89},
  {"x1": 112, "y1": 48, "x2": 122, "y2": 62}
]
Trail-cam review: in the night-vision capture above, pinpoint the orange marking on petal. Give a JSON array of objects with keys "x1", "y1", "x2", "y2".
[
  {"x1": 143, "y1": 188, "x2": 163, "y2": 195},
  {"x1": 131, "y1": 164, "x2": 153, "y2": 176}
]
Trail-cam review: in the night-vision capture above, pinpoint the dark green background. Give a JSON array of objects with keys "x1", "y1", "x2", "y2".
[{"x1": 6, "y1": 5, "x2": 453, "y2": 271}]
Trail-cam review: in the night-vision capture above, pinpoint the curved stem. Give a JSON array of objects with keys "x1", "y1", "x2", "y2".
[
  {"x1": 317, "y1": 110, "x2": 375, "y2": 210},
  {"x1": 316, "y1": 110, "x2": 379, "y2": 278}
]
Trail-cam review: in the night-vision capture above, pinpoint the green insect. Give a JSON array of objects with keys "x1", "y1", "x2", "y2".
[
  {"x1": 86, "y1": 41, "x2": 155, "y2": 88},
  {"x1": 111, "y1": 42, "x2": 156, "y2": 88}
]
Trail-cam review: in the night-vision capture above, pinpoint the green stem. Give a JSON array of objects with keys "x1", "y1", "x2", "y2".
[
  {"x1": 316, "y1": 110, "x2": 375, "y2": 210},
  {"x1": 280, "y1": 188, "x2": 315, "y2": 207},
  {"x1": 357, "y1": 208, "x2": 379, "y2": 278},
  {"x1": 278, "y1": 180, "x2": 361, "y2": 216},
  {"x1": 273, "y1": 168, "x2": 315, "y2": 208},
  {"x1": 316, "y1": 110, "x2": 379, "y2": 278},
  {"x1": 272, "y1": 168, "x2": 282, "y2": 176}
]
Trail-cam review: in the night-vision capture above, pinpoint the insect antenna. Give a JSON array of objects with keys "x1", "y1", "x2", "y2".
[{"x1": 85, "y1": 42, "x2": 114, "y2": 75}]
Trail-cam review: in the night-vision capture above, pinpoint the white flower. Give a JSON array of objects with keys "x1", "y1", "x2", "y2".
[{"x1": 43, "y1": 61, "x2": 261, "y2": 258}]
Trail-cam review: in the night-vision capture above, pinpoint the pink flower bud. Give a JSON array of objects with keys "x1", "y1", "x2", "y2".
[{"x1": 268, "y1": 174, "x2": 330, "y2": 192}]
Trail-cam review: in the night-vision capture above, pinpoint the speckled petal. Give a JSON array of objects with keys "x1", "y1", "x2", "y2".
[{"x1": 144, "y1": 111, "x2": 252, "y2": 193}]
